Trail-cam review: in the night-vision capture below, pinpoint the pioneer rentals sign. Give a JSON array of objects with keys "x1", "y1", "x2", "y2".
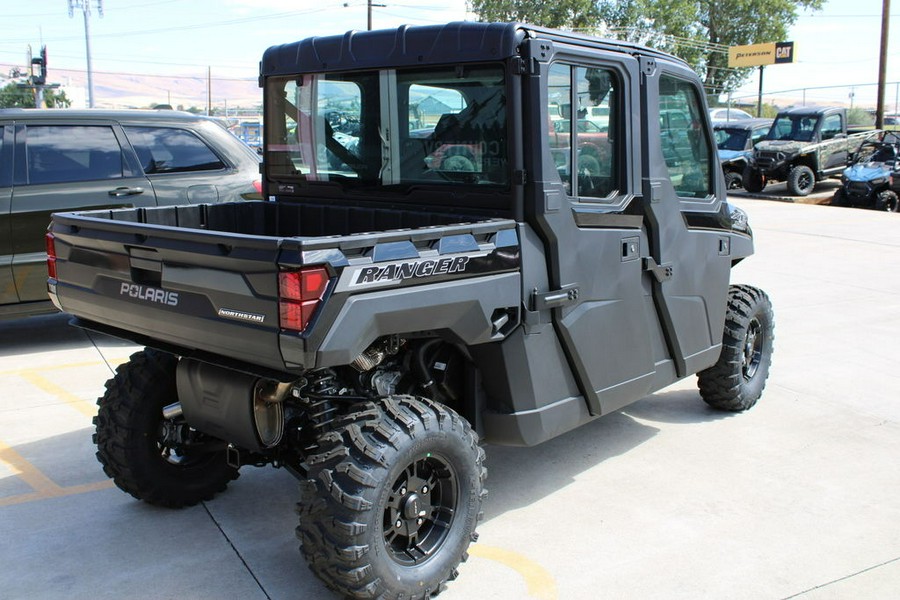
[{"x1": 728, "y1": 42, "x2": 795, "y2": 68}]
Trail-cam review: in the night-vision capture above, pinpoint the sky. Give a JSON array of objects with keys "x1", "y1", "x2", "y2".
[{"x1": 0, "y1": 0, "x2": 896, "y2": 112}]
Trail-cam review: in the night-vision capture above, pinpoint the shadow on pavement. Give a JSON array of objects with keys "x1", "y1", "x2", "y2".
[{"x1": 0, "y1": 313, "x2": 135, "y2": 358}]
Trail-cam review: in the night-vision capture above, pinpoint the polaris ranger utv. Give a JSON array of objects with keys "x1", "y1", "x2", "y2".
[{"x1": 47, "y1": 22, "x2": 774, "y2": 599}]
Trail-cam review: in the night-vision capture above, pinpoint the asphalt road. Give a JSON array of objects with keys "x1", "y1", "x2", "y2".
[{"x1": 1, "y1": 198, "x2": 898, "y2": 599}]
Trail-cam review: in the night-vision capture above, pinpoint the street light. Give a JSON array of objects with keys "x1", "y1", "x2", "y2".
[{"x1": 68, "y1": 0, "x2": 103, "y2": 108}]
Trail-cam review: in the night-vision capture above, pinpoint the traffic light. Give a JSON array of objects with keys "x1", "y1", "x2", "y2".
[{"x1": 31, "y1": 46, "x2": 47, "y2": 86}]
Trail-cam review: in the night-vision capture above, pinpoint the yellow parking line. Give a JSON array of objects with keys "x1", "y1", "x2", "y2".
[
  {"x1": 0, "y1": 440, "x2": 114, "y2": 508},
  {"x1": 469, "y1": 544, "x2": 559, "y2": 600},
  {"x1": 0, "y1": 439, "x2": 62, "y2": 495},
  {"x1": 0, "y1": 480, "x2": 114, "y2": 508},
  {"x1": 0, "y1": 356, "x2": 131, "y2": 378},
  {"x1": 16, "y1": 370, "x2": 97, "y2": 418}
]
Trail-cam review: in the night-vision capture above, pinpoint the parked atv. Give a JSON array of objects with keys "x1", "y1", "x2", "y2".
[
  {"x1": 713, "y1": 118, "x2": 772, "y2": 189},
  {"x1": 832, "y1": 132, "x2": 900, "y2": 212}
]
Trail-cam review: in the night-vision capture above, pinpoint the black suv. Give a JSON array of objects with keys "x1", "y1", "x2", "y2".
[{"x1": 0, "y1": 109, "x2": 262, "y2": 319}]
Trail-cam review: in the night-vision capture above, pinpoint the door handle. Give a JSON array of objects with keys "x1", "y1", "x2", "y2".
[{"x1": 108, "y1": 187, "x2": 144, "y2": 197}]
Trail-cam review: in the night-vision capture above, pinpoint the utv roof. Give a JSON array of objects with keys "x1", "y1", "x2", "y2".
[
  {"x1": 712, "y1": 118, "x2": 773, "y2": 130},
  {"x1": 775, "y1": 106, "x2": 844, "y2": 117},
  {"x1": 260, "y1": 21, "x2": 688, "y2": 79}
]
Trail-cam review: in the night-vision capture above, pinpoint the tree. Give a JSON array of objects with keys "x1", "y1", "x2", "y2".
[
  {"x1": 598, "y1": 0, "x2": 824, "y2": 98},
  {"x1": 469, "y1": 0, "x2": 824, "y2": 98},
  {"x1": 469, "y1": 0, "x2": 601, "y2": 30},
  {"x1": 0, "y1": 83, "x2": 72, "y2": 108}
]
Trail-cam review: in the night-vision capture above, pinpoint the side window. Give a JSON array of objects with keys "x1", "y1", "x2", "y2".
[
  {"x1": 546, "y1": 63, "x2": 619, "y2": 199},
  {"x1": 123, "y1": 126, "x2": 225, "y2": 174},
  {"x1": 821, "y1": 114, "x2": 842, "y2": 140},
  {"x1": 659, "y1": 75, "x2": 713, "y2": 199},
  {"x1": 25, "y1": 125, "x2": 124, "y2": 185},
  {"x1": 751, "y1": 126, "x2": 768, "y2": 146},
  {"x1": 547, "y1": 63, "x2": 572, "y2": 193}
]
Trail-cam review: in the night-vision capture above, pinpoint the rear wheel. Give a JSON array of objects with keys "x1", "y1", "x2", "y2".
[
  {"x1": 698, "y1": 285, "x2": 774, "y2": 412},
  {"x1": 876, "y1": 190, "x2": 899, "y2": 212},
  {"x1": 93, "y1": 349, "x2": 238, "y2": 507},
  {"x1": 787, "y1": 165, "x2": 815, "y2": 196},
  {"x1": 742, "y1": 166, "x2": 766, "y2": 193},
  {"x1": 297, "y1": 395, "x2": 486, "y2": 599},
  {"x1": 724, "y1": 171, "x2": 743, "y2": 190}
]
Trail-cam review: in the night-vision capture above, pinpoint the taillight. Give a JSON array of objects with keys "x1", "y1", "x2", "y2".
[
  {"x1": 279, "y1": 266, "x2": 330, "y2": 332},
  {"x1": 46, "y1": 233, "x2": 57, "y2": 280},
  {"x1": 252, "y1": 180, "x2": 263, "y2": 194}
]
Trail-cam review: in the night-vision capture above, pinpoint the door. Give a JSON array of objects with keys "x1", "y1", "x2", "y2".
[
  {"x1": 121, "y1": 125, "x2": 224, "y2": 205},
  {"x1": 0, "y1": 125, "x2": 15, "y2": 304},
  {"x1": 534, "y1": 55, "x2": 659, "y2": 416},
  {"x1": 10, "y1": 123, "x2": 156, "y2": 302},
  {"x1": 638, "y1": 59, "x2": 733, "y2": 379}
]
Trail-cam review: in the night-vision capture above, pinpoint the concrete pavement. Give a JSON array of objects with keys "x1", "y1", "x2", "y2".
[{"x1": 1, "y1": 198, "x2": 898, "y2": 599}]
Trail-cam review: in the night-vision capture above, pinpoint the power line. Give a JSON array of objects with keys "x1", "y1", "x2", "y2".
[{"x1": 1, "y1": 6, "x2": 340, "y2": 46}]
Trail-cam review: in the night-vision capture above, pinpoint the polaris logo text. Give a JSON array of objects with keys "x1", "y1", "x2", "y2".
[
  {"x1": 120, "y1": 283, "x2": 179, "y2": 306},
  {"x1": 354, "y1": 256, "x2": 470, "y2": 286}
]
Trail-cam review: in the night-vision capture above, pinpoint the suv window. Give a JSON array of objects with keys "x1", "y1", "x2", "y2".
[
  {"x1": 25, "y1": 125, "x2": 124, "y2": 185},
  {"x1": 123, "y1": 126, "x2": 225, "y2": 174},
  {"x1": 547, "y1": 63, "x2": 618, "y2": 199},
  {"x1": 659, "y1": 75, "x2": 713, "y2": 199}
]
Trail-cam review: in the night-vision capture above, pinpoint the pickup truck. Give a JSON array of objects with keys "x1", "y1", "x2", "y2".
[
  {"x1": 743, "y1": 106, "x2": 877, "y2": 196},
  {"x1": 47, "y1": 22, "x2": 775, "y2": 599}
]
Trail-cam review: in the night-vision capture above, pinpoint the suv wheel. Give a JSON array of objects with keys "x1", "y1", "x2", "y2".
[
  {"x1": 787, "y1": 165, "x2": 815, "y2": 196},
  {"x1": 697, "y1": 285, "x2": 774, "y2": 412},
  {"x1": 297, "y1": 395, "x2": 486, "y2": 599}
]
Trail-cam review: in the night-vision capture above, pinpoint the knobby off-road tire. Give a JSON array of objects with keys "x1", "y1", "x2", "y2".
[
  {"x1": 876, "y1": 190, "x2": 899, "y2": 212},
  {"x1": 742, "y1": 166, "x2": 766, "y2": 193},
  {"x1": 93, "y1": 349, "x2": 238, "y2": 507},
  {"x1": 724, "y1": 171, "x2": 743, "y2": 190},
  {"x1": 297, "y1": 395, "x2": 486, "y2": 600},
  {"x1": 787, "y1": 165, "x2": 816, "y2": 197},
  {"x1": 698, "y1": 285, "x2": 774, "y2": 412},
  {"x1": 831, "y1": 188, "x2": 849, "y2": 207}
]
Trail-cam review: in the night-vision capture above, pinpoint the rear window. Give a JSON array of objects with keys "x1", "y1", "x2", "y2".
[
  {"x1": 124, "y1": 126, "x2": 225, "y2": 174},
  {"x1": 25, "y1": 125, "x2": 124, "y2": 185}
]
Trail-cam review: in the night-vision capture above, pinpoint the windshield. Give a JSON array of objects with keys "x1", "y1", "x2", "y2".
[
  {"x1": 714, "y1": 128, "x2": 750, "y2": 151},
  {"x1": 766, "y1": 114, "x2": 819, "y2": 142},
  {"x1": 265, "y1": 64, "x2": 508, "y2": 189}
]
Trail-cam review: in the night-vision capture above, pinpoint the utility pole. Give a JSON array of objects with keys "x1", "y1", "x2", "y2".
[
  {"x1": 367, "y1": 0, "x2": 386, "y2": 30},
  {"x1": 68, "y1": 0, "x2": 103, "y2": 108},
  {"x1": 875, "y1": 0, "x2": 890, "y2": 129}
]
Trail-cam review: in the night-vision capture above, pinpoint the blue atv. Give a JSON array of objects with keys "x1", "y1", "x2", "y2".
[{"x1": 832, "y1": 132, "x2": 900, "y2": 212}]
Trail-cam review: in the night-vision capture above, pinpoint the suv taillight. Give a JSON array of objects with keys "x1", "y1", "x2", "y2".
[
  {"x1": 46, "y1": 233, "x2": 57, "y2": 280},
  {"x1": 279, "y1": 266, "x2": 330, "y2": 332}
]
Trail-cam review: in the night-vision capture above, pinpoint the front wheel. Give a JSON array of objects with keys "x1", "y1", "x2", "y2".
[
  {"x1": 93, "y1": 349, "x2": 239, "y2": 507},
  {"x1": 742, "y1": 166, "x2": 766, "y2": 193},
  {"x1": 297, "y1": 396, "x2": 486, "y2": 599},
  {"x1": 876, "y1": 190, "x2": 899, "y2": 212},
  {"x1": 698, "y1": 285, "x2": 774, "y2": 411},
  {"x1": 787, "y1": 165, "x2": 816, "y2": 196},
  {"x1": 831, "y1": 187, "x2": 849, "y2": 207}
]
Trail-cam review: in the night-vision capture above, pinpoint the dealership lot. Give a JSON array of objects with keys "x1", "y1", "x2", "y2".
[{"x1": 1, "y1": 198, "x2": 898, "y2": 600}]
